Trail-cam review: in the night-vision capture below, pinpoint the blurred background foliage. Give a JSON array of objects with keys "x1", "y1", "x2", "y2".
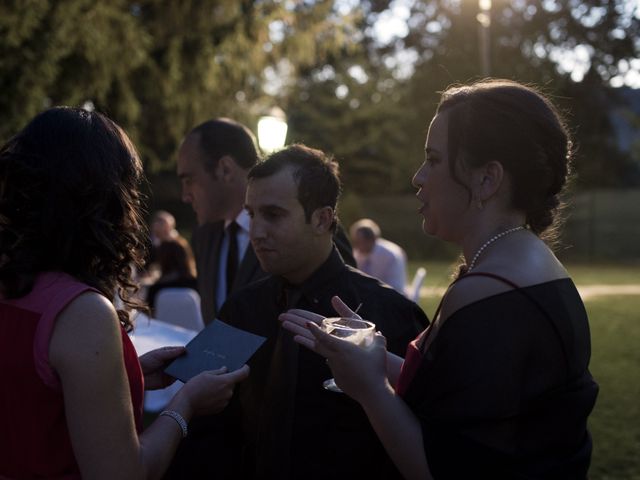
[{"x1": 2, "y1": 0, "x2": 640, "y2": 259}]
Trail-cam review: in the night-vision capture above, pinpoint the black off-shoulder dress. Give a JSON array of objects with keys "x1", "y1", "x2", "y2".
[{"x1": 400, "y1": 277, "x2": 599, "y2": 479}]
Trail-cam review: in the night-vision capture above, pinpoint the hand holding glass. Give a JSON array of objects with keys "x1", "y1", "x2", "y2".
[{"x1": 320, "y1": 317, "x2": 376, "y2": 393}]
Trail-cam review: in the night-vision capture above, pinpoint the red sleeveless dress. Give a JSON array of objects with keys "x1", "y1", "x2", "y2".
[{"x1": 0, "y1": 272, "x2": 143, "y2": 479}]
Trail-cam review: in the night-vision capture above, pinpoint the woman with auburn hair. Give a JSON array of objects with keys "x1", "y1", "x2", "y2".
[
  {"x1": 281, "y1": 79, "x2": 598, "y2": 479},
  {"x1": 0, "y1": 107, "x2": 248, "y2": 479}
]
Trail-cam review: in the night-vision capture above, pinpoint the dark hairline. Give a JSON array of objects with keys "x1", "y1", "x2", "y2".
[
  {"x1": 433, "y1": 79, "x2": 571, "y2": 240},
  {"x1": 247, "y1": 145, "x2": 341, "y2": 229},
  {"x1": 187, "y1": 118, "x2": 259, "y2": 173}
]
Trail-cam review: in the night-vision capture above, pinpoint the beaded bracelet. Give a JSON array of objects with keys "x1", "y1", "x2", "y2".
[{"x1": 160, "y1": 410, "x2": 188, "y2": 438}]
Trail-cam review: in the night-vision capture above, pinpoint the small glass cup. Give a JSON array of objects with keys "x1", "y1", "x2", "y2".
[{"x1": 320, "y1": 317, "x2": 375, "y2": 393}]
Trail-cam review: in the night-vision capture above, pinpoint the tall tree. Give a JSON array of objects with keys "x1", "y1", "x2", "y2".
[
  {"x1": 0, "y1": 0, "x2": 358, "y2": 171},
  {"x1": 285, "y1": 2, "x2": 422, "y2": 194},
  {"x1": 0, "y1": 0, "x2": 147, "y2": 142},
  {"x1": 286, "y1": 56, "x2": 416, "y2": 194},
  {"x1": 131, "y1": 0, "x2": 357, "y2": 170},
  {"x1": 286, "y1": 0, "x2": 640, "y2": 193},
  {"x1": 398, "y1": 0, "x2": 640, "y2": 187}
]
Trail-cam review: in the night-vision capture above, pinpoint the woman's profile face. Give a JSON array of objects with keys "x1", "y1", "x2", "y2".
[{"x1": 412, "y1": 112, "x2": 473, "y2": 242}]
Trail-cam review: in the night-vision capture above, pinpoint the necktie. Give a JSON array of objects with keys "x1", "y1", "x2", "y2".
[
  {"x1": 226, "y1": 221, "x2": 239, "y2": 292},
  {"x1": 256, "y1": 284, "x2": 301, "y2": 475}
]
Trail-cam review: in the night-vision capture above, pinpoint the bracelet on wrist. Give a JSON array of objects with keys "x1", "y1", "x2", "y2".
[{"x1": 159, "y1": 410, "x2": 188, "y2": 438}]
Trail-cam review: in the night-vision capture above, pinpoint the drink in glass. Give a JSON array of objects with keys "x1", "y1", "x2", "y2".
[{"x1": 320, "y1": 317, "x2": 375, "y2": 392}]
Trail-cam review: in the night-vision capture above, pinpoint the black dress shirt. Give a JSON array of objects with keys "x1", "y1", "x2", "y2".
[{"x1": 167, "y1": 247, "x2": 428, "y2": 480}]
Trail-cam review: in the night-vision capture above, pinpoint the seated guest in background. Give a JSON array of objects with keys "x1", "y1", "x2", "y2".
[
  {"x1": 151, "y1": 210, "x2": 179, "y2": 247},
  {"x1": 350, "y1": 218, "x2": 407, "y2": 293},
  {"x1": 146, "y1": 236, "x2": 198, "y2": 312},
  {"x1": 282, "y1": 79, "x2": 599, "y2": 479},
  {"x1": 167, "y1": 144, "x2": 429, "y2": 479},
  {"x1": 138, "y1": 210, "x2": 179, "y2": 281},
  {"x1": 0, "y1": 107, "x2": 249, "y2": 479}
]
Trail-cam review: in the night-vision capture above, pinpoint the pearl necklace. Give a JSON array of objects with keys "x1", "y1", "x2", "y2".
[{"x1": 467, "y1": 226, "x2": 525, "y2": 271}]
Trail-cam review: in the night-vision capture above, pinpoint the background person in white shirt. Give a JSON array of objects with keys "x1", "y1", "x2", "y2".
[{"x1": 350, "y1": 218, "x2": 407, "y2": 293}]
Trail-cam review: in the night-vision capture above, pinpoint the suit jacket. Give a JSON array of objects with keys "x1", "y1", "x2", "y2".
[
  {"x1": 192, "y1": 221, "x2": 265, "y2": 324},
  {"x1": 192, "y1": 221, "x2": 356, "y2": 324}
]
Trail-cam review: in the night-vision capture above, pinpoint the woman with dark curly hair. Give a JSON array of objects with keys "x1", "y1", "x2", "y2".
[
  {"x1": 0, "y1": 107, "x2": 249, "y2": 479},
  {"x1": 281, "y1": 79, "x2": 599, "y2": 479}
]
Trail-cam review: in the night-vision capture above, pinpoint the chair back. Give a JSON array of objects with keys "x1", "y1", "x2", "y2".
[
  {"x1": 154, "y1": 288, "x2": 204, "y2": 331},
  {"x1": 406, "y1": 267, "x2": 427, "y2": 303}
]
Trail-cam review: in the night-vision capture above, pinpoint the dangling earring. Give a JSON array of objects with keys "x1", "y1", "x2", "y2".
[{"x1": 477, "y1": 200, "x2": 484, "y2": 210}]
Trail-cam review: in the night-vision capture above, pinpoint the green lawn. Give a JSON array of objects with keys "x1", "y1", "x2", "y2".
[
  {"x1": 564, "y1": 263, "x2": 640, "y2": 285},
  {"x1": 586, "y1": 295, "x2": 640, "y2": 480},
  {"x1": 409, "y1": 260, "x2": 640, "y2": 289},
  {"x1": 407, "y1": 259, "x2": 458, "y2": 315},
  {"x1": 410, "y1": 261, "x2": 640, "y2": 479}
]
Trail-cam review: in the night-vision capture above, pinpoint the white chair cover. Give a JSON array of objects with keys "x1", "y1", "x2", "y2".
[
  {"x1": 406, "y1": 267, "x2": 427, "y2": 303},
  {"x1": 154, "y1": 287, "x2": 204, "y2": 332}
]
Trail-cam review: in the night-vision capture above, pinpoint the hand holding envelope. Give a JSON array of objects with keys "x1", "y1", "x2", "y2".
[
  {"x1": 180, "y1": 364, "x2": 251, "y2": 416},
  {"x1": 139, "y1": 346, "x2": 186, "y2": 390},
  {"x1": 165, "y1": 320, "x2": 267, "y2": 383}
]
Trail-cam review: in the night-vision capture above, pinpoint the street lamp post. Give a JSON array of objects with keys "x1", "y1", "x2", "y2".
[
  {"x1": 477, "y1": 0, "x2": 492, "y2": 77},
  {"x1": 257, "y1": 107, "x2": 288, "y2": 153}
]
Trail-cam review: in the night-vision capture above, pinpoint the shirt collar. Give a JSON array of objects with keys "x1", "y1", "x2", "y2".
[
  {"x1": 224, "y1": 209, "x2": 250, "y2": 233},
  {"x1": 276, "y1": 246, "x2": 346, "y2": 304}
]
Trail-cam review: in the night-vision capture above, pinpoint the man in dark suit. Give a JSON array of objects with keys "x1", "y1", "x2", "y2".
[
  {"x1": 177, "y1": 118, "x2": 261, "y2": 323},
  {"x1": 168, "y1": 144, "x2": 428, "y2": 479},
  {"x1": 177, "y1": 119, "x2": 355, "y2": 324}
]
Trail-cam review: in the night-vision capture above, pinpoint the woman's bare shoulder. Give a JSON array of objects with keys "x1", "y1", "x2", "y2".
[
  {"x1": 439, "y1": 274, "x2": 512, "y2": 321},
  {"x1": 49, "y1": 291, "x2": 122, "y2": 369},
  {"x1": 440, "y1": 242, "x2": 568, "y2": 321}
]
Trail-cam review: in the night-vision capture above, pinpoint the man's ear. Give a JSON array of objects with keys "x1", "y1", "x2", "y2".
[
  {"x1": 311, "y1": 206, "x2": 335, "y2": 234},
  {"x1": 217, "y1": 155, "x2": 238, "y2": 182}
]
